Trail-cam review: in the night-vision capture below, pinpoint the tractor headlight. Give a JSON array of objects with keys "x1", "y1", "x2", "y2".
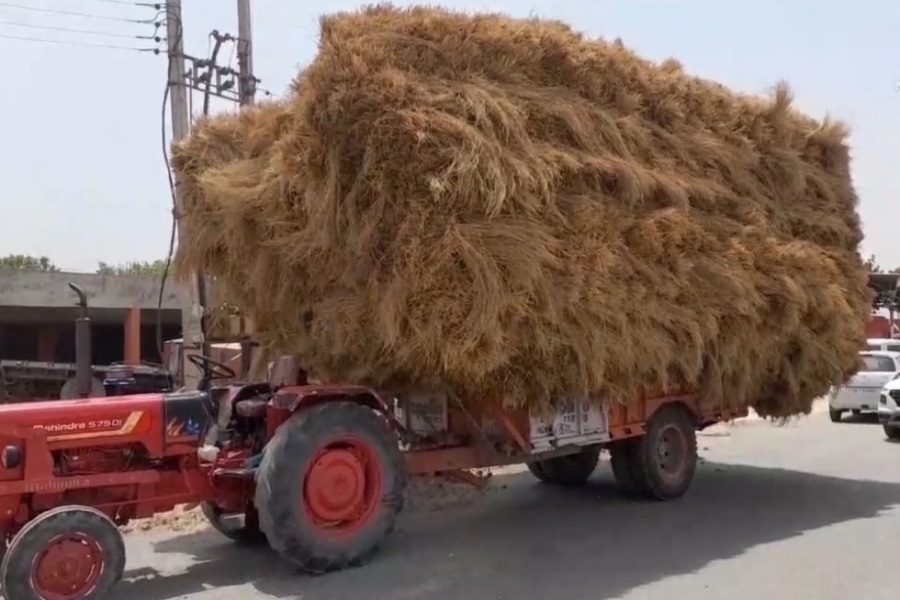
[{"x1": 1, "y1": 445, "x2": 22, "y2": 469}]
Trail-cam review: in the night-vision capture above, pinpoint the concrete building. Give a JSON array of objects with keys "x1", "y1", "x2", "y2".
[{"x1": 0, "y1": 270, "x2": 182, "y2": 365}]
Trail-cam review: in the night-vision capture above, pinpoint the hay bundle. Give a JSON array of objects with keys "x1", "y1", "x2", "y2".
[{"x1": 172, "y1": 5, "x2": 871, "y2": 417}]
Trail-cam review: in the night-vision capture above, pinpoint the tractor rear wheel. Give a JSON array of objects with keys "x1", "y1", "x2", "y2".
[
  {"x1": 255, "y1": 401, "x2": 406, "y2": 574},
  {"x1": 201, "y1": 502, "x2": 267, "y2": 545},
  {"x1": 1, "y1": 505, "x2": 125, "y2": 600},
  {"x1": 527, "y1": 447, "x2": 601, "y2": 485},
  {"x1": 628, "y1": 405, "x2": 698, "y2": 500}
]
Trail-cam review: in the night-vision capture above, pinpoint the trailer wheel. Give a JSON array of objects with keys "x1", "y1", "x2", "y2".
[
  {"x1": 1, "y1": 506, "x2": 125, "y2": 600},
  {"x1": 525, "y1": 461, "x2": 550, "y2": 482},
  {"x1": 883, "y1": 425, "x2": 900, "y2": 441},
  {"x1": 629, "y1": 405, "x2": 698, "y2": 501},
  {"x1": 255, "y1": 401, "x2": 406, "y2": 574},
  {"x1": 201, "y1": 502, "x2": 267, "y2": 545},
  {"x1": 609, "y1": 441, "x2": 644, "y2": 495},
  {"x1": 527, "y1": 447, "x2": 601, "y2": 485}
]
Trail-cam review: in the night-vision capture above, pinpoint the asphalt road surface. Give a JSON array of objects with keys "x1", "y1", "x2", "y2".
[{"x1": 117, "y1": 408, "x2": 900, "y2": 600}]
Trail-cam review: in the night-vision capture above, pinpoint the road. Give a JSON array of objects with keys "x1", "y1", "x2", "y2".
[{"x1": 117, "y1": 408, "x2": 900, "y2": 600}]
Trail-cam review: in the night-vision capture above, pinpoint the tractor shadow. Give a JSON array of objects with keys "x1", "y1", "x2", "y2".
[{"x1": 116, "y1": 461, "x2": 900, "y2": 600}]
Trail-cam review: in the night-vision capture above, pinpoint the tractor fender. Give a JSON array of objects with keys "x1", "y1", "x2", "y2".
[
  {"x1": 267, "y1": 385, "x2": 395, "y2": 438},
  {"x1": 272, "y1": 384, "x2": 390, "y2": 413}
]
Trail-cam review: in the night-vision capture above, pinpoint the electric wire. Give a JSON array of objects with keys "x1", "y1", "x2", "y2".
[
  {"x1": 0, "y1": 19, "x2": 159, "y2": 41},
  {"x1": 0, "y1": 31, "x2": 156, "y2": 51},
  {"x1": 0, "y1": 1, "x2": 156, "y2": 23},
  {"x1": 85, "y1": 0, "x2": 156, "y2": 5}
]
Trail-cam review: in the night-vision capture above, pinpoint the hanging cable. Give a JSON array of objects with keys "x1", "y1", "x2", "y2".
[{"x1": 156, "y1": 8, "x2": 183, "y2": 362}]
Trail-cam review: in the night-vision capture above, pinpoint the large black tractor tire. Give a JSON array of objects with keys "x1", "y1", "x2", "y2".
[
  {"x1": 255, "y1": 401, "x2": 407, "y2": 574},
  {"x1": 627, "y1": 405, "x2": 698, "y2": 501},
  {"x1": 527, "y1": 447, "x2": 601, "y2": 486},
  {"x1": 1, "y1": 505, "x2": 125, "y2": 600},
  {"x1": 201, "y1": 502, "x2": 267, "y2": 545}
]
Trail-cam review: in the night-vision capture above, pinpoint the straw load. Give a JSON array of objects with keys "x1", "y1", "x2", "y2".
[{"x1": 172, "y1": 5, "x2": 871, "y2": 417}]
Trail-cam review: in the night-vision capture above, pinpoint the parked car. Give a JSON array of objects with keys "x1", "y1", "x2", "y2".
[
  {"x1": 865, "y1": 337, "x2": 900, "y2": 352},
  {"x1": 829, "y1": 351, "x2": 900, "y2": 422},
  {"x1": 878, "y1": 375, "x2": 900, "y2": 440}
]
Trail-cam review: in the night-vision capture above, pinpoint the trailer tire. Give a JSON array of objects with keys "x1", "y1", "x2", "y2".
[
  {"x1": 629, "y1": 405, "x2": 698, "y2": 501},
  {"x1": 255, "y1": 401, "x2": 406, "y2": 574},
  {"x1": 609, "y1": 441, "x2": 644, "y2": 495},
  {"x1": 528, "y1": 447, "x2": 601, "y2": 485},
  {"x1": 525, "y1": 461, "x2": 550, "y2": 482},
  {"x1": 201, "y1": 502, "x2": 267, "y2": 545}
]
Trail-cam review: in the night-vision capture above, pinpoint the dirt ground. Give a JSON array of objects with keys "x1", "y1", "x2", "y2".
[{"x1": 119, "y1": 467, "x2": 519, "y2": 535}]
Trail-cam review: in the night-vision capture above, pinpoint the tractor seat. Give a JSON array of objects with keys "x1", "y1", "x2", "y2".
[{"x1": 235, "y1": 397, "x2": 268, "y2": 418}]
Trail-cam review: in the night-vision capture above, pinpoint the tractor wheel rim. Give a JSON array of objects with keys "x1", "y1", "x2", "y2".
[
  {"x1": 304, "y1": 437, "x2": 383, "y2": 538},
  {"x1": 30, "y1": 533, "x2": 103, "y2": 600},
  {"x1": 655, "y1": 424, "x2": 688, "y2": 479}
]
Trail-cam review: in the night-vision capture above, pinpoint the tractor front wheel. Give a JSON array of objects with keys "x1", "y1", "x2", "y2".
[
  {"x1": 0, "y1": 505, "x2": 125, "y2": 600},
  {"x1": 255, "y1": 401, "x2": 406, "y2": 574}
]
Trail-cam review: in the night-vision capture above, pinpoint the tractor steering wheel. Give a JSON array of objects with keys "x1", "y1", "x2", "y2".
[{"x1": 187, "y1": 354, "x2": 237, "y2": 387}]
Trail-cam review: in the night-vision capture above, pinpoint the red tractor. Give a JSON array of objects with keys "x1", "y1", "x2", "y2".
[{"x1": 0, "y1": 351, "x2": 742, "y2": 600}]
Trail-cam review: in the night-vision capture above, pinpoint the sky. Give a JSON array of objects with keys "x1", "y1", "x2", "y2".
[{"x1": 0, "y1": 0, "x2": 897, "y2": 272}]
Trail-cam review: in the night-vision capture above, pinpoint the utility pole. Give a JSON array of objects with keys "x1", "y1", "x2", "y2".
[
  {"x1": 236, "y1": 0, "x2": 256, "y2": 107},
  {"x1": 159, "y1": 2, "x2": 262, "y2": 387},
  {"x1": 166, "y1": 0, "x2": 204, "y2": 390}
]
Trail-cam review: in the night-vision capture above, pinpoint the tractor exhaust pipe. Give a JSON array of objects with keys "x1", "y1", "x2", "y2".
[{"x1": 68, "y1": 283, "x2": 92, "y2": 398}]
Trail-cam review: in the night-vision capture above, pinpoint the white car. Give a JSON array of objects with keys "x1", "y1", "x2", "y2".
[
  {"x1": 878, "y1": 375, "x2": 900, "y2": 440},
  {"x1": 829, "y1": 351, "x2": 900, "y2": 422},
  {"x1": 865, "y1": 338, "x2": 900, "y2": 353}
]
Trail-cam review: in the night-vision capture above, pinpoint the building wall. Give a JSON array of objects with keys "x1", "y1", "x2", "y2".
[{"x1": 0, "y1": 270, "x2": 183, "y2": 310}]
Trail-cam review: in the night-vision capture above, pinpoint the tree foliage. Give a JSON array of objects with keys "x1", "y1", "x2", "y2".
[
  {"x1": 865, "y1": 254, "x2": 882, "y2": 273},
  {"x1": 96, "y1": 260, "x2": 169, "y2": 277},
  {"x1": 0, "y1": 254, "x2": 59, "y2": 272},
  {"x1": 864, "y1": 254, "x2": 900, "y2": 275}
]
